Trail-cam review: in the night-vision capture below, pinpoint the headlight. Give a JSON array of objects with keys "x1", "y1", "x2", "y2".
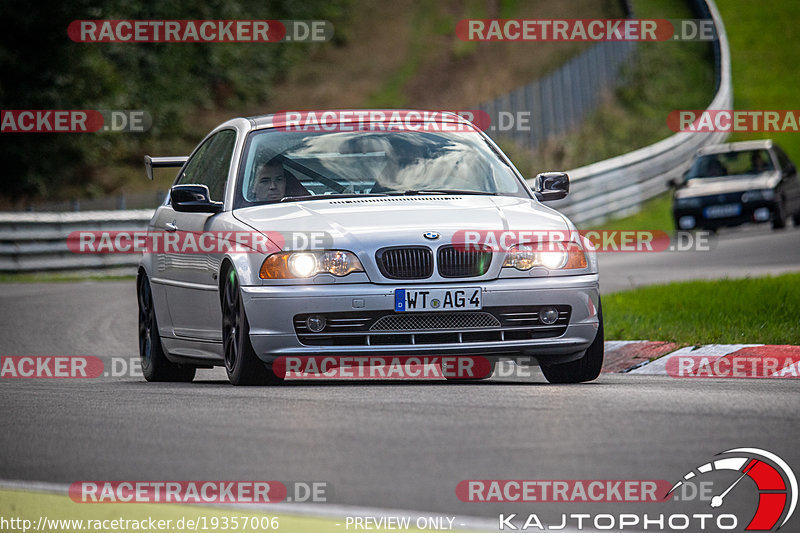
[
  {"x1": 675, "y1": 197, "x2": 702, "y2": 208},
  {"x1": 502, "y1": 241, "x2": 587, "y2": 271},
  {"x1": 741, "y1": 189, "x2": 775, "y2": 202},
  {"x1": 260, "y1": 250, "x2": 364, "y2": 279},
  {"x1": 288, "y1": 253, "x2": 318, "y2": 277}
]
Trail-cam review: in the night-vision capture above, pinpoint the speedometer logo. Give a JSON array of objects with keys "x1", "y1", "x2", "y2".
[{"x1": 668, "y1": 448, "x2": 797, "y2": 530}]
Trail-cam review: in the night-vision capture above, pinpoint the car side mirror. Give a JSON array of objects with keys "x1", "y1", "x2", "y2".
[
  {"x1": 533, "y1": 172, "x2": 569, "y2": 201},
  {"x1": 170, "y1": 184, "x2": 222, "y2": 213}
]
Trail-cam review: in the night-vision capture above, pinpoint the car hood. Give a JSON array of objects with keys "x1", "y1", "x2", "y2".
[
  {"x1": 676, "y1": 171, "x2": 780, "y2": 199},
  {"x1": 232, "y1": 195, "x2": 569, "y2": 250}
]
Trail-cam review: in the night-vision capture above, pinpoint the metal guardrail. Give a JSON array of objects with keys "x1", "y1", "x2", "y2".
[
  {"x1": 0, "y1": 0, "x2": 731, "y2": 272},
  {"x1": 477, "y1": 2, "x2": 636, "y2": 151},
  {"x1": 479, "y1": 40, "x2": 636, "y2": 151},
  {"x1": 0, "y1": 210, "x2": 153, "y2": 272},
  {"x1": 539, "y1": 0, "x2": 732, "y2": 224}
]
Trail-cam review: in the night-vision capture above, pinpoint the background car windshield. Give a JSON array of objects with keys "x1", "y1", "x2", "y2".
[
  {"x1": 686, "y1": 149, "x2": 774, "y2": 180},
  {"x1": 237, "y1": 129, "x2": 527, "y2": 206}
]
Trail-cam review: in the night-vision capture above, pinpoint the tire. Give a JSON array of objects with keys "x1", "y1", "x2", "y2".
[
  {"x1": 541, "y1": 301, "x2": 604, "y2": 384},
  {"x1": 222, "y1": 268, "x2": 280, "y2": 386},
  {"x1": 772, "y1": 200, "x2": 787, "y2": 230},
  {"x1": 137, "y1": 273, "x2": 196, "y2": 382},
  {"x1": 792, "y1": 210, "x2": 800, "y2": 227}
]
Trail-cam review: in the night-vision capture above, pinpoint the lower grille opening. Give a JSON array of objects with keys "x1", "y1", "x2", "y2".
[
  {"x1": 294, "y1": 305, "x2": 570, "y2": 346},
  {"x1": 371, "y1": 312, "x2": 500, "y2": 331},
  {"x1": 371, "y1": 334, "x2": 413, "y2": 346}
]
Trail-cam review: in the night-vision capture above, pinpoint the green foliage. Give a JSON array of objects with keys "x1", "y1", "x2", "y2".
[{"x1": 0, "y1": 0, "x2": 351, "y2": 199}]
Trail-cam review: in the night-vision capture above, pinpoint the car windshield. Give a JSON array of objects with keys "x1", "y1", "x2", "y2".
[
  {"x1": 685, "y1": 149, "x2": 774, "y2": 180},
  {"x1": 236, "y1": 128, "x2": 528, "y2": 206}
]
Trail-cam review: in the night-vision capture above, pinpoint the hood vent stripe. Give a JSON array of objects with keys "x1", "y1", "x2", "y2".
[{"x1": 328, "y1": 197, "x2": 463, "y2": 204}]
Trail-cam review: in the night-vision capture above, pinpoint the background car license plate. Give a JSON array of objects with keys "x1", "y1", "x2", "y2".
[
  {"x1": 704, "y1": 203, "x2": 742, "y2": 219},
  {"x1": 394, "y1": 288, "x2": 481, "y2": 312}
]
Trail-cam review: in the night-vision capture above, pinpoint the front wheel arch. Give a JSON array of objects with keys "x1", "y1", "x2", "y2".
[
  {"x1": 540, "y1": 298, "x2": 604, "y2": 384},
  {"x1": 219, "y1": 263, "x2": 279, "y2": 386},
  {"x1": 219, "y1": 259, "x2": 236, "y2": 307}
]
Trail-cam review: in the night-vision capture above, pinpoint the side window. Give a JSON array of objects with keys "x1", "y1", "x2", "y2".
[{"x1": 177, "y1": 130, "x2": 237, "y2": 202}]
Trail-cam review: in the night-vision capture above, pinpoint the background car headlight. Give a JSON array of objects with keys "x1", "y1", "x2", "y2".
[
  {"x1": 741, "y1": 189, "x2": 775, "y2": 202},
  {"x1": 678, "y1": 216, "x2": 696, "y2": 230},
  {"x1": 260, "y1": 250, "x2": 364, "y2": 279},
  {"x1": 675, "y1": 197, "x2": 702, "y2": 208},
  {"x1": 503, "y1": 242, "x2": 587, "y2": 271}
]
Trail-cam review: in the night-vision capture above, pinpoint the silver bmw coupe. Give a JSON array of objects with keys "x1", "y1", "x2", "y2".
[{"x1": 137, "y1": 111, "x2": 603, "y2": 385}]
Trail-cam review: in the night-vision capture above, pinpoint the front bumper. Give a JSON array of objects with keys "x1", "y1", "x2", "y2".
[
  {"x1": 673, "y1": 200, "x2": 779, "y2": 229},
  {"x1": 241, "y1": 274, "x2": 600, "y2": 366}
]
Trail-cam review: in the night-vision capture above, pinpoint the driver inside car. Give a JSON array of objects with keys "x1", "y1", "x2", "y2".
[
  {"x1": 254, "y1": 160, "x2": 286, "y2": 202},
  {"x1": 252, "y1": 156, "x2": 310, "y2": 202}
]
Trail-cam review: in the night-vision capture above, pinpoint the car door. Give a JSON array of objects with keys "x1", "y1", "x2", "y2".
[{"x1": 151, "y1": 129, "x2": 237, "y2": 342}]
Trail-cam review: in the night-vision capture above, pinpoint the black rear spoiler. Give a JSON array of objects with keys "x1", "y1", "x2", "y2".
[{"x1": 144, "y1": 155, "x2": 188, "y2": 180}]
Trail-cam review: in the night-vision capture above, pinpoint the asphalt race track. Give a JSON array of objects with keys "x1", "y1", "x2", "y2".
[
  {"x1": 1, "y1": 223, "x2": 799, "y2": 529},
  {"x1": 598, "y1": 224, "x2": 800, "y2": 293}
]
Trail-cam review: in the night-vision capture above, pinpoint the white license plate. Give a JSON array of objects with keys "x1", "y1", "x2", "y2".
[
  {"x1": 394, "y1": 288, "x2": 481, "y2": 312},
  {"x1": 704, "y1": 203, "x2": 741, "y2": 219}
]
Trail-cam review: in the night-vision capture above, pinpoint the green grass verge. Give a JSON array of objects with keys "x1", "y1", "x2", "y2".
[
  {"x1": 583, "y1": 191, "x2": 674, "y2": 232},
  {"x1": 716, "y1": 0, "x2": 800, "y2": 163},
  {"x1": 604, "y1": 273, "x2": 800, "y2": 344}
]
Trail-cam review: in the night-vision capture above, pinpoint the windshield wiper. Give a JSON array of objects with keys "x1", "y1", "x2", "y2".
[
  {"x1": 396, "y1": 189, "x2": 498, "y2": 196},
  {"x1": 280, "y1": 193, "x2": 389, "y2": 203}
]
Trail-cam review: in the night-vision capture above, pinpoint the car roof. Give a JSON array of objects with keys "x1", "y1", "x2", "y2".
[
  {"x1": 245, "y1": 109, "x2": 475, "y2": 130},
  {"x1": 697, "y1": 139, "x2": 774, "y2": 156}
]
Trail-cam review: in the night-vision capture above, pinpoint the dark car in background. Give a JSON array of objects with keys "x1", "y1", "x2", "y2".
[{"x1": 671, "y1": 140, "x2": 800, "y2": 231}]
